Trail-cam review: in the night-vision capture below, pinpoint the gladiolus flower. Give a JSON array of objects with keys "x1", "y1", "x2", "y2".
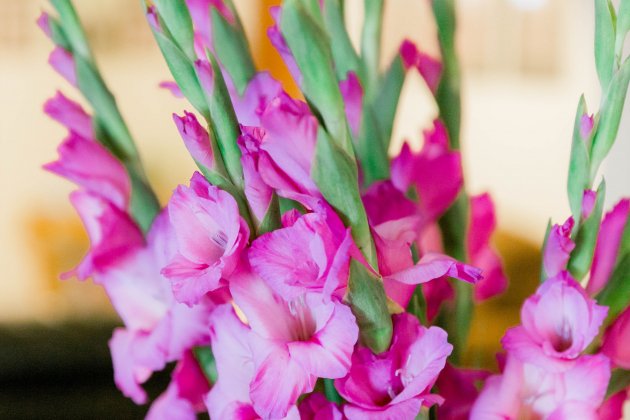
[
  {"x1": 173, "y1": 111, "x2": 215, "y2": 170},
  {"x1": 162, "y1": 172, "x2": 249, "y2": 306},
  {"x1": 502, "y1": 272, "x2": 608, "y2": 371},
  {"x1": 601, "y1": 306, "x2": 630, "y2": 369},
  {"x1": 49, "y1": 46, "x2": 77, "y2": 86},
  {"x1": 542, "y1": 217, "x2": 575, "y2": 279},
  {"x1": 298, "y1": 393, "x2": 343, "y2": 420},
  {"x1": 229, "y1": 264, "x2": 358, "y2": 419},
  {"x1": 399, "y1": 40, "x2": 442, "y2": 93},
  {"x1": 44, "y1": 91, "x2": 93, "y2": 139},
  {"x1": 335, "y1": 313, "x2": 452, "y2": 419},
  {"x1": 339, "y1": 72, "x2": 363, "y2": 137}
]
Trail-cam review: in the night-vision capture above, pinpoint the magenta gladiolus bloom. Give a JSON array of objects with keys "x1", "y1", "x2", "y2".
[
  {"x1": 44, "y1": 91, "x2": 93, "y2": 139},
  {"x1": 542, "y1": 217, "x2": 575, "y2": 279},
  {"x1": 502, "y1": 272, "x2": 608, "y2": 371},
  {"x1": 249, "y1": 208, "x2": 353, "y2": 300},
  {"x1": 229, "y1": 263, "x2": 358, "y2": 419},
  {"x1": 231, "y1": 72, "x2": 283, "y2": 126},
  {"x1": 339, "y1": 72, "x2": 363, "y2": 137},
  {"x1": 45, "y1": 133, "x2": 131, "y2": 210},
  {"x1": 399, "y1": 40, "x2": 442, "y2": 93},
  {"x1": 173, "y1": 111, "x2": 215, "y2": 170},
  {"x1": 335, "y1": 313, "x2": 452, "y2": 419},
  {"x1": 471, "y1": 354, "x2": 610, "y2": 419},
  {"x1": 391, "y1": 120, "x2": 462, "y2": 223},
  {"x1": 435, "y1": 364, "x2": 490, "y2": 420},
  {"x1": 468, "y1": 193, "x2": 507, "y2": 301},
  {"x1": 49, "y1": 46, "x2": 77, "y2": 86},
  {"x1": 162, "y1": 172, "x2": 249, "y2": 306},
  {"x1": 601, "y1": 306, "x2": 630, "y2": 369}
]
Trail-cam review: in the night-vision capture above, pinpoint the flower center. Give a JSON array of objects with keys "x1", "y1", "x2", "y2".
[
  {"x1": 550, "y1": 319, "x2": 573, "y2": 352},
  {"x1": 288, "y1": 296, "x2": 316, "y2": 342}
]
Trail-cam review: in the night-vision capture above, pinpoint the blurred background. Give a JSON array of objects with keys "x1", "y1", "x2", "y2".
[{"x1": 1, "y1": 0, "x2": 629, "y2": 417}]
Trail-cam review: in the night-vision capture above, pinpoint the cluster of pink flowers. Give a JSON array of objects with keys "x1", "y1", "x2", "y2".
[{"x1": 40, "y1": 0, "x2": 630, "y2": 419}]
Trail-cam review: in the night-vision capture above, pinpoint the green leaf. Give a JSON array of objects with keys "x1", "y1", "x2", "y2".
[
  {"x1": 193, "y1": 345, "x2": 218, "y2": 384},
  {"x1": 594, "y1": 0, "x2": 616, "y2": 88},
  {"x1": 46, "y1": 15, "x2": 71, "y2": 51},
  {"x1": 322, "y1": 0, "x2": 363, "y2": 82},
  {"x1": 373, "y1": 56, "x2": 405, "y2": 151},
  {"x1": 356, "y1": 103, "x2": 390, "y2": 185},
  {"x1": 211, "y1": 8, "x2": 256, "y2": 94},
  {"x1": 258, "y1": 194, "x2": 282, "y2": 235},
  {"x1": 346, "y1": 260, "x2": 393, "y2": 354},
  {"x1": 568, "y1": 180, "x2": 606, "y2": 280},
  {"x1": 199, "y1": 54, "x2": 244, "y2": 189},
  {"x1": 152, "y1": 28, "x2": 210, "y2": 118},
  {"x1": 406, "y1": 286, "x2": 428, "y2": 325},
  {"x1": 567, "y1": 96, "x2": 592, "y2": 222},
  {"x1": 50, "y1": 0, "x2": 91, "y2": 60},
  {"x1": 281, "y1": 0, "x2": 352, "y2": 154},
  {"x1": 540, "y1": 219, "x2": 553, "y2": 282},
  {"x1": 74, "y1": 56, "x2": 137, "y2": 160},
  {"x1": 312, "y1": 128, "x2": 376, "y2": 266},
  {"x1": 153, "y1": 0, "x2": 196, "y2": 61},
  {"x1": 360, "y1": 0, "x2": 383, "y2": 95},
  {"x1": 597, "y1": 252, "x2": 630, "y2": 321},
  {"x1": 591, "y1": 57, "x2": 630, "y2": 176}
]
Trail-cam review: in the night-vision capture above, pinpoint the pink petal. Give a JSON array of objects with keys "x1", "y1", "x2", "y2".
[
  {"x1": 159, "y1": 81, "x2": 184, "y2": 98},
  {"x1": 44, "y1": 91, "x2": 93, "y2": 139},
  {"x1": 49, "y1": 47, "x2": 76, "y2": 86},
  {"x1": 542, "y1": 217, "x2": 575, "y2": 278},
  {"x1": 344, "y1": 397, "x2": 424, "y2": 420},
  {"x1": 267, "y1": 7, "x2": 302, "y2": 86},
  {"x1": 601, "y1": 306, "x2": 630, "y2": 369},
  {"x1": 231, "y1": 71, "x2": 283, "y2": 126},
  {"x1": 298, "y1": 393, "x2": 343, "y2": 420},
  {"x1": 173, "y1": 111, "x2": 214, "y2": 170},
  {"x1": 384, "y1": 253, "x2": 482, "y2": 286},
  {"x1": 339, "y1": 72, "x2": 363, "y2": 137},
  {"x1": 588, "y1": 199, "x2": 630, "y2": 295}
]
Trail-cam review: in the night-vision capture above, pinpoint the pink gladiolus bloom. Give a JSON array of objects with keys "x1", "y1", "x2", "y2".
[
  {"x1": 580, "y1": 113, "x2": 595, "y2": 139},
  {"x1": 362, "y1": 181, "x2": 418, "y2": 229},
  {"x1": 173, "y1": 111, "x2": 215, "y2": 170},
  {"x1": 336, "y1": 313, "x2": 452, "y2": 419},
  {"x1": 399, "y1": 40, "x2": 442, "y2": 93},
  {"x1": 470, "y1": 354, "x2": 611, "y2": 419},
  {"x1": 298, "y1": 393, "x2": 343, "y2": 420},
  {"x1": 146, "y1": 350, "x2": 211, "y2": 420},
  {"x1": 502, "y1": 272, "x2": 608, "y2": 371},
  {"x1": 159, "y1": 81, "x2": 184, "y2": 98},
  {"x1": 194, "y1": 59, "x2": 215, "y2": 95},
  {"x1": 435, "y1": 364, "x2": 490, "y2": 420},
  {"x1": 229, "y1": 264, "x2": 358, "y2": 419},
  {"x1": 162, "y1": 172, "x2": 249, "y2": 306},
  {"x1": 49, "y1": 46, "x2": 77, "y2": 86},
  {"x1": 230, "y1": 72, "x2": 283, "y2": 126},
  {"x1": 601, "y1": 306, "x2": 630, "y2": 369},
  {"x1": 249, "y1": 208, "x2": 353, "y2": 300},
  {"x1": 391, "y1": 120, "x2": 462, "y2": 223},
  {"x1": 103, "y1": 211, "x2": 218, "y2": 404},
  {"x1": 44, "y1": 91, "x2": 93, "y2": 139},
  {"x1": 66, "y1": 191, "x2": 143, "y2": 280},
  {"x1": 37, "y1": 12, "x2": 52, "y2": 38},
  {"x1": 45, "y1": 133, "x2": 131, "y2": 210},
  {"x1": 598, "y1": 388, "x2": 628, "y2": 420},
  {"x1": 581, "y1": 189, "x2": 597, "y2": 220},
  {"x1": 238, "y1": 94, "x2": 321, "y2": 209},
  {"x1": 468, "y1": 193, "x2": 507, "y2": 301},
  {"x1": 542, "y1": 217, "x2": 575, "y2": 279},
  {"x1": 339, "y1": 72, "x2": 363, "y2": 137},
  {"x1": 588, "y1": 199, "x2": 630, "y2": 295}
]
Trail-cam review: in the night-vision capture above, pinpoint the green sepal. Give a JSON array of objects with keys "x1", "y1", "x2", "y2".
[
  {"x1": 374, "y1": 56, "x2": 405, "y2": 151},
  {"x1": 568, "y1": 180, "x2": 606, "y2": 280},
  {"x1": 323, "y1": 378, "x2": 343, "y2": 404},
  {"x1": 567, "y1": 96, "x2": 593, "y2": 222},
  {"x1": 614, "y1": 209, "x2": 630, "y2": 260},
  {"x1": 211, "y1": 8, "x2": 256, "y2": 94},
  {"x1": 199, "y1": 53, "x2": 244, "y2": 189},
  {"x1": 322, "y1": 0, "x2": 363, "y2": 82},
  {"x1": 50, "y1": 0, "x2": 91, "y2": 60},
  {"x1": 406, "y1": 286, "x2": 428, "y2": 325},
  {"x1": 590, "y1": 57, "x2": 630, "y2": 177},
  {"x1": 312, "y1": 128, "x2": 376, "y2": 266},
  {"x1": 152, "y1": 0, "x2": 196, "y2": 61},
  {"x1": 193, "y1": 345, "x2": 218, "y2": 384},
  {"x1": 46, "y1": 15, "x2": 71, "y2": 51},
  {"x1": 74, "y1": 56, "x2": 137, "y2": 160},
  {"x1": 594, "y1": 0, "x2": 616, "y2": 89},
  {"x1": 597, "y1": 252, "x2": 630, "y2": 322},
  {"x1": 606, "y1": 369, "x2": 630, "y2": 398},
  {"x1": 152, "y1": 28, "x2": 210, "y2": 118},
  {"x1": 540, "y1": 219, "x2": 553, "y2": 282},
  {"x1": 356, "y1": 103, "x2": 390, "y2": 186},
  {"x1": 345, "y1": 259, "x2": 393, "y2": 354},
  {"x1": 258, "y1": 194, "x2": 282, "y2": 236},
  {"x1": 279, "y1": 197, "x2": 307, "y2": 215},
  {"x1": 360, "y1": 0, "x2": 384, "y2": 95},
  {"x1": 280, "y1": 0, "x2": 352, "y2": 154}
]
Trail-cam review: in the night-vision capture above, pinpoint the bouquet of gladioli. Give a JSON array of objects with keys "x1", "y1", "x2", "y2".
[{"x1": 39, "y1": 0, "x2": 630, "y2": 418}]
